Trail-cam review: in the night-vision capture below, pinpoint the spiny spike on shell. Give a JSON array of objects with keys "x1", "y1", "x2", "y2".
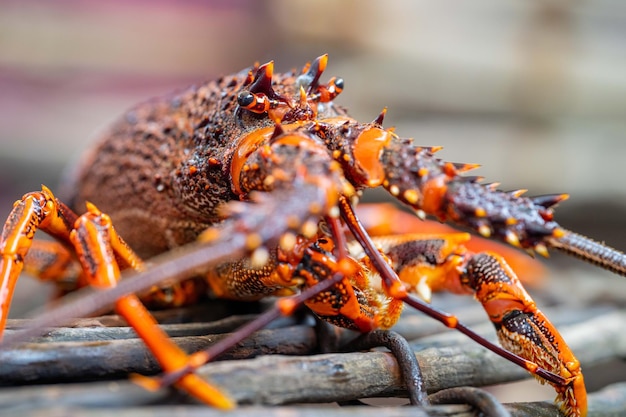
[
  {"x1": 453, "y1": 162, "x2": 481, "y2": 173},
  {"x1": 298, "y1": 85, "x2": 308, "y2": 108},
  {"x1": 249, "y1": 61, "x2": 277, "y2": 98},
  {"x1": 301, "y1": 220, "x2": 318, "y2": 238},
  {"x1": 415, "y1": 277, "x2": 433, "y2": 303},
  {"x1": 373, "y1": 107, "x2": 387, "y2": 126},
  {"x1": 534, "y1": 243, "x2": 550, "y2": 258},
  {"x1": 250, "y1": 246, "x2": 270, "y2": 269},
  {"x1": 551, "y1": 228, "x2": 565, "y2": 239},
  {"x1": 279, "y1": 232, "x2": 297, "y2": 252},
  {"x1": 505, "y1": 217, "x2": 517, "y2": 226},
  {"x1": 419, "y1": 146, "x2": 443, "y2": 154},
  {"x1": 245, "y1": 233, "x2": 263, "y2": 251},
  {"x1": 315, "y1": 54, "x2": 328, "y2": 73},
  {"x1": 270, "y1": 121, "x2": 285, "y2": 140},
  {"x1": 478, "y1": 223, "x2": 492, "y2": 238},
  {"x1": 403, "y1": 189, "x2": 420, "y2": 205},
  {"x1": 85, "y1": 201, "x2": 101, "y2": 215},
  {"x1": 485, "y1": 182, "x2": 501, "y2": 191},
  {"x1": 509, "y1": 189, "x2": 528, "y2": 198},
  {"x1": 40, "y1": 184, "x2": 54, "y2": 196},
  {"x1": 243, "y1": 68, "x2": 255, "y2": 86},
  {"x1": 505, "y1": 230, "x2": 521, "y2": 247},
  {"x1": 531, "y1": 193, "x2": 570, "y2": 209},
  {"x1": 474, "y1": 207, "x2": 487, "y2": 218},
  {"x1": 298, "y1": 54, "x2": 328, "y2": 93},
  {"x1": 309, "y1": 54, "x2": 328, "y2": 89}
]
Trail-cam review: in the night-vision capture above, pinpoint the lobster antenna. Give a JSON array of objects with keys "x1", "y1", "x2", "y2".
[{"x1": 550, "y1": 231, "x2": 626, "y2": 276}]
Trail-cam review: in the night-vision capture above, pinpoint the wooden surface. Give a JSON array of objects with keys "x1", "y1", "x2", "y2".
[{"x1": 2, "y1": 302, "x2": 625, "y2": 416}]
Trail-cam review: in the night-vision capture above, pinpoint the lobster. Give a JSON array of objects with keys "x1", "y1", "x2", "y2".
[{"x1": 1, "y1": 54, "x2": 625, "y2": 417}]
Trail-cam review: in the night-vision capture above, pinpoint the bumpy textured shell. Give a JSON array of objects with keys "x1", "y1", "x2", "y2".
[{"x1": 64, "y1": 68, "x2": 345, "y2": 258}]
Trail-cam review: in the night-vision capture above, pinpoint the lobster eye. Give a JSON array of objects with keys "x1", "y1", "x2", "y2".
[{"x1": 237, "y1": 91, "x2": 255, "y2": 107}]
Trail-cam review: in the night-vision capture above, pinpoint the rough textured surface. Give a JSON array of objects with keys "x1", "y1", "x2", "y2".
[{"x1": 1, "y1": 307, "x2": 625, "y2": 414}]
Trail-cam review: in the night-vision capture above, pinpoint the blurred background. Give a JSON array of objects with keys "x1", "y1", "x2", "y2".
[{"x1": 1, "y1": 0, "x2": 625, "y2": 407}]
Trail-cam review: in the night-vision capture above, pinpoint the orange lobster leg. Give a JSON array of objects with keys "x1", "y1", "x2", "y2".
[
  {"x1": 0, "y1": 186, "x2": 77, "y2": 334},
  {"x1": 371, "y1": 233, "x2": 586, "y2": 417},
  {"x1": 0, "y1": 187, "x2": 234, "y2": 409},
  {"x1": 461, "y1": 252, "x2": 586, "y2": 416},
  {"x1": 22, "y1": 240, "x2": 83, "y2": 290}
]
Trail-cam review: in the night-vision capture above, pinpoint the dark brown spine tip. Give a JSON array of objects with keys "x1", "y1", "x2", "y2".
[
  {"x1": 270, "y1": 122, "x2": 285, "y2": 140},
  {"x1": 302, "y1": 55, "x2": 328, "y2": 92},
  {"x1": 452, "y1": 162, "x2": 480, "y2": 173},
  {"x1": 484, "y1": 182, "x2": 500, "y2": 191},
  {"x1": 249, "y1": 61, "x2": 277, "y2": 99},
  {"x1": 373, "y1": 108, "x2": 387, "y2": 126},
  {"x1": 508, "y1": 189, "x2": 527, "y2": 198},
  {"x1": 243, "y1": 68, "x2": 255, "y2": 86},
  {"x1": 531, "y1": 194, "x2": 569, "y2": 209}
]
